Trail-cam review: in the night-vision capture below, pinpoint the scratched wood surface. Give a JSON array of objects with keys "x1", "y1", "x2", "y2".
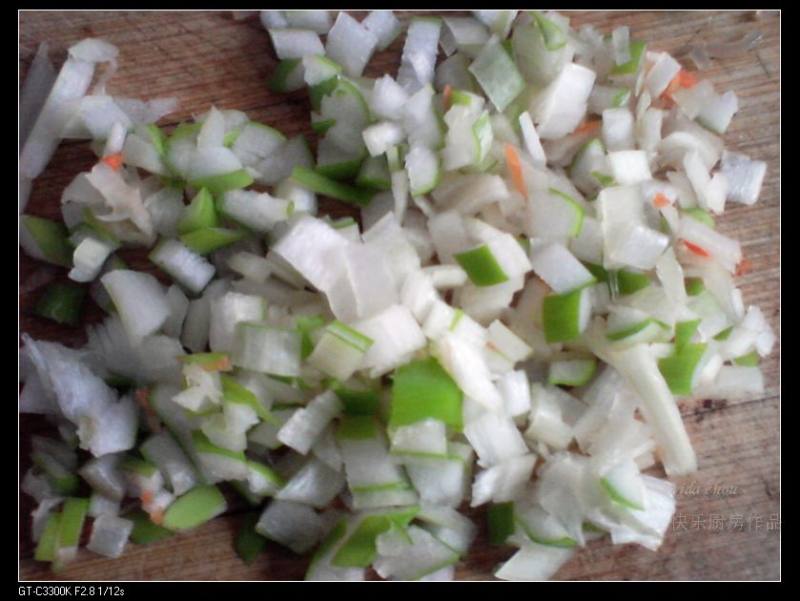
[{"x1": 19, "y1": 10, "x2": 780, "y2": 581}]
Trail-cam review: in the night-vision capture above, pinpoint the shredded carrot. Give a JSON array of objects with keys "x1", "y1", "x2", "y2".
[
  {"x1": 203, "y1": 356, "x2": 232, "y2": 372},
  {"x1": 735, "y1": 258, "x2": 752, "y2": 276},
  {"x1": 573, "y1": 118, "x2": 601, "y2": 135},
  {"x1": 683, "y1": 240, "x2": 711, "y2": 258},
  {"x1": 657, "y1": 95, "x2": 676, "y2": 109},
  {"x1": 652, "y1": 193, "x2": 671, "y2": 208},
  {"x1": 662, "y1": 69, "x2": 699, "y2": 103},
  {"x1": 150, "y1": 509, "x2": 165, "y2": 525},
  {"x1": 443, "y1": 84, "x2": 453, "y2": 111},
  {"x1": 141, "y1": 490, "x2": 154, "y2": 505},
  {"x1": 676, "y1": 69, "x2": 698, "y2": 89},
  {"x1": 504, "y1": 144, "x2": 527, "y2": 198},
  {"x1": 101, "y1": 153, "x2": 124, "y2": 171},
  {"x1": 135, "y1": 387, "x2": 161, "y2": 433}
]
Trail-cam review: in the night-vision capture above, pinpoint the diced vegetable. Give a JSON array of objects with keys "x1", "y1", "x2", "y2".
[
  {"x1": 34, "y1": 283, "x2": 85, "y2": 325},
  {"x1": 19, "y1": 10, "x2": 777, "y2": 583},
  {"x1": 390, "y1": 357, "x2": 463, "y2": 431},
  {"x1": 162, "y1": 485, "x2": 227, "y2": 532}
]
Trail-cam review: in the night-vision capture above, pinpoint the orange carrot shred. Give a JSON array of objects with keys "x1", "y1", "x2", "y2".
[
  {"x1": 573, "y1": 118, "x2": 601, "y2": 135},
  {"x1": 677, "y1": 69, "x2": 698, "y2": 89},
  {"x1": 662, "y1": 69, "x2": 699, "y2": 103},
  {"x1": 141, "y1": 490, "x2": 154, "y2": 505},
  {"x1": 443, "y1": 84, "x2": 453, "y2": 111},
  {"x1": 735, "y1": 258, "x2": 752, "y2": 276},
  {"x1": 101, "y1": 153, "x2": 124, "y2": 171},
  {"x1": 203, "y1": 356, "x2": 232, "y2": 372},
  {"x1": 135, "y1": 387, "x2": 161, "y2": 433},
  {"x1": 653, "y1": 193, "x2": 671, "y2": 208},
  {"x1": 683, "y1": 240, "x2": 711, "y2": 258},
  {"x1": 504, "y1": 143, "x2": 527, "y2": 198}
]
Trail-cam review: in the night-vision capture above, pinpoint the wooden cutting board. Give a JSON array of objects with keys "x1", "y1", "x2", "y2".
[{"x1": 19, "y1": 10, "x2": 780, "y2": 581}]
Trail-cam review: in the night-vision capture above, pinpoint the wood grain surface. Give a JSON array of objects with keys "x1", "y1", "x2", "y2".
[{"x1": 19, "y1": 10, "x2": 780, "y2": 581}]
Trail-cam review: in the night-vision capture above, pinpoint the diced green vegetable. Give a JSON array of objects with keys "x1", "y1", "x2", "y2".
[
  {"x1": 612, "y1": 88, "x2": 630, "y2": 107},
  {"x1": 674, "y1": 319, "x2": 701, "y2": 351},
  {"x1": 223, "y1": 129, "x2": 241, "y2": 147},
  {"x1": 390, "y1": 358, "x2": 463, "y2": 431},
  {"x1": 309, "y1": 77, "x2": 339, "y2": 111},
  {"x1": 32, "y1": 452, "x2": 79, "y2": 495},
  {"x1": 685, "y1": 277, "x2": 706, "y2": 296},
  {"x1": 335, "y1": 385, "x2": 381, "y2": 416},
  {"x1": 221, "y1": 374, "x2": 272, "y2": 421},
  {"x1": 714, "y1": 326, "x2": 733, "y2": 341},
  {"x1": 269, "y1": 58, "x2": 305, "y2": 93},
  {"x1": 291, "y1": 166, "x2": 373, "y2": 206},
  {"x1": 583, "y1": 262, "x2": 609, "y2": 283},
  {"x1": 21, "y1": 215, "x2": 73, "y2": 267},
  {"x1": 295, "y1": 315, "x2": 326, "y2": 359},
  {"x1": 614, "y1": 270, "x2": 651, "y2": 296},
  {"x1": 162, "y1": 485, "x2": 227, "y2": 532},
  {"x1": 145, "y1": 123, "x2": 168, "y2": 156},
  {"x1": 532, "y1": 11, "x2": 568, "y2": 51},
  {"x1": 129, "y1": 510, "x2": 175, "y2": 545},
  {"x1": 356, "y1": 156, "x2": 392, "y2": 190},
  {"x1": 327, "y1": 320, "x2": 374, "y2": 353},
  {"x1": 35, "y1": 283, "x2": 85, "y2": 326},
  {"x1": 311, "y1": 117, "x2": 336, "y2": 135},
  {"x1": 56, "y1": 497, "x2": 90, "y2": 552},
  {"x1": 682, "y1": 207, "x2": 715, "y2": 229},
  {"x1": 454, "y1": 244, "x2": 509, "y2": 287},
  {"x1": 487, "y1": 502, "x2": 515, "y2": 545},
  {"x1": 34, "y1": 512, "x2": 62, "y2": 562},
  {"x1": 336, "y1": 415, "x2": 380, "y2": 441},
  {"x1": 316, "y1": 145, "x2": 365, "y2": 180},
  {"x1": 235, "y1": 512, "x2": 268, "y2": 564},
  {"x1": 733, "y1": 350, "x2": 760, "y2": 367},
  {"x1": 180, "y1": 227, "x2": 246, "y2": 255},
  {"x1": 177, "y1": 352, "x2": 233, "y2": 371},
  {"x1": 178, "y1": 188, "x2": 218, "y2": 235},
  {"x1": 542, "y1": 288, "x2": 589, "y2": 343},
  {"x1": 331, "y1": 507, "x2": 419, "y2": 567},
  {"x1": 548, "y1": 358, "x2": 597, "y2": 387},
  {"x1": 81, "y1": 208, "x2": 120, "y2": 246},
  {"x1": 188, "y1": 169, "x2": 253, "y2": 196},
  {"x1": 658, "y1": 343, "x2": 708, "y2": 396},
  {"x1": 610, "y1": 40, "x2": 646, "y2": 76},
  {"x1": 306, "y1": 519, "x2": 348, "y2": 578},
  {"x1": 592, "y1": 171, "x2": 616, "y2": 187}
]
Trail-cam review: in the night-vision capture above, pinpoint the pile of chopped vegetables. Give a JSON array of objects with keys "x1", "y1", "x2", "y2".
[{"x1": 20, "y1": 10, "x2": 776, "y2": 581}]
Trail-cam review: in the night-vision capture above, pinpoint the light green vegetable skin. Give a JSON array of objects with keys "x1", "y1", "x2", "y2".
[
  {"x1": 178, "y1": 188, "x2": 217, "y2": 235},
  {"x1": 390, "y1": 357, "x2": 463, "y2": 431},
  {"x1": 291, "y1": 166, "x2": 373, "y2": 206},
  {"x1": 542, "y1": 288, "x2": 587, "y2": 343},
  {"x1": 454, "y1": 245, "x2": 509, "y2": 287},
  {"x1": 235, "y1": 512, "x2": 268, "y2": 564},
  {"x1": 331, "y1": 506, "x2": 419, "y2": 567},
  {"x1": 162, "y1": 485, "x2": 228, "y2": 532},
  {"x1": 22, "y1": 215, "x2": 73, "y2": 267},
  {"x1": 34, "y1": 283, "x2": 85, "y2": 326},
  {"x1": 487, "y1": 502, "x2": 515, "y2": 545}
]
